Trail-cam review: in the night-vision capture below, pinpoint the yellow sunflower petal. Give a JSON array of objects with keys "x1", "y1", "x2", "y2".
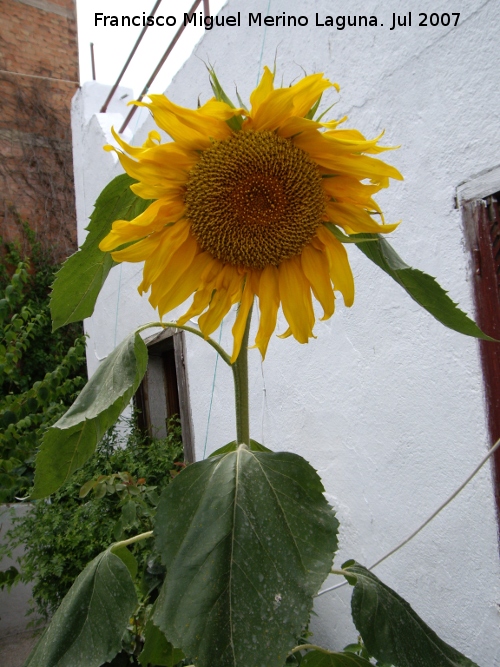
[
  {"x1": 246, "y1": 73, "x2": 333, "y2": 132},
  {"x1": 277, "y1": 116, "x2": 321, "y2": 139},
  {"x1": 109, "y1": 127, "x2": 160, "y2": 159},
  {"x1": 109, "y1": 233, "x2": 162, "y2": 263},
  {"x1": 198, "y1": 266, "x2": 242, "y2": 337},
  {"x1": 278, "y1": 257, "x2": 315, "y2": 343},
  {"x1": 321, "y1": 175, "x2": 383, "y2": 214},
  {"x1": 100, "y1": 200, "x2": 164, "y2": 251},
  {"x1": 105, "y1": 146, "x2": 189, "y2": 191},
  {"x1": 130, "y1": 182, "x2": 184, "y2": 200},
  {"x1": 316, "y1": 226, "x2": 355, "y2": 307},
  {"x1": 322, "y1": 129, "x2": 395, "y2": 155},
  {"x1": 277, "y1": 327, "x2": 293, "y2": 339},
  {"x1": 294, "y1": 132, "x2": 403, "y2": 183},
  {"x1": 249, "y1": 66, "x2": 275, "y2": 114},
  {"x1": 301, "y1": 244, "x2": 335, "y2": 321},
  {"x1": 175, "y1": 256, "x2": 226, "y2": 324},
  {"x1": 154, "y1": 252, "x2": 214, "y2": 317},
  {"x1": 289, "y1": 73, "x2": 335, "y2": 117},
  {"x1": 254, "y1": 265, "x2": 280, "y2": 358},
  {"x1": 100, "y1": 198, "x2": 185, "y2": 251},
  {"x1": 326, "y1": 202, "x2": 399, "y2": 234},
  {"x1": 134, "y1": 95, "x2": 242, "y2": 150},
  {"x1": 231, "y1": 275, "x2": 255, "y2": 363},
  {"x1": 176, "y1": 286, "x2": 214, "y2": 326},
  {"x1": 140, "y1": 220, "x2": 191, "y2": 292},
  {"x1": 148, "y1": 234, "x2": 198, "y2": 309}
]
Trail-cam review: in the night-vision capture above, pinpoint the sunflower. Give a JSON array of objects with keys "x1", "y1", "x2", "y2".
[{"x1": 99, "y1": 67, "x2": 402, "y2": 362}]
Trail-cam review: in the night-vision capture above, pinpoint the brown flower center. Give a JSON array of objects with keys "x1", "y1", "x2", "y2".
[{"x1": 184, "y1": 130, "x2": 325, "y2": 269}]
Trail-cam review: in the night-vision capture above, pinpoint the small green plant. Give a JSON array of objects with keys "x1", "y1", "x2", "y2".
[{"x1": 3, "y1": 417, "x2": 183, "y2": 624}]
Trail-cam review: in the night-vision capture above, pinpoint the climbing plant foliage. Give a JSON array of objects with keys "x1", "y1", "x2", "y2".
[{"x1": 0, "y1": 231, "x2": 86, "y2": 503}]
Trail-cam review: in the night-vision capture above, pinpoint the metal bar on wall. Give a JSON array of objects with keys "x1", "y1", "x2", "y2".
[
  {"x1": 100, "y1": 0, "x2": 163, "y2": 112},
  {"x1": 90, "y1": 43, "x2": 96, "y2": 80},
  {"x1": 119, "y1": 0, "x2": 204, "y2": 133}
]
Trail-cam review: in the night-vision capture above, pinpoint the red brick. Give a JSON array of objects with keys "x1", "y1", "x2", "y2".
[{"x1": 0, "y1": 0, "x2": 79, "y2": 261}]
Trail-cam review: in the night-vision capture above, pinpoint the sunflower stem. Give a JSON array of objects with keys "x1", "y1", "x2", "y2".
[
  {"x1": 110, "y1": 531, "x2": 153, "y2": 550},
  {"x1": 232, "y1": 304, "x2": 253, "y2": 446},
  {"x1": 136, "y1": 321, "x2": 231, "y2": 365}
]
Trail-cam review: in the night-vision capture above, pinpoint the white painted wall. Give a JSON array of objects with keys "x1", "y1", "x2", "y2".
[{"x1": 71, "y1": 1, "x2": 500, "y2": 664}]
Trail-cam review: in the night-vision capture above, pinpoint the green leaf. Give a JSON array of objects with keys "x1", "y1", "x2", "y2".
[
  {"x1": 121, "y1": 500, "x2": 137, "y2": 528},
  {"x1": 325, "y1": 223, "x2": 378, "y2": 244},
  {"x1": 305, "y1": 94, "x2": 322, "y2": 120},
  {"x1": 208, "y1": 67, "x2": 244, "y2": 131},
  {"x1": 111, "y1": 545, "x2": 138, "y2": 580},
  {"x1": 79, "y1": 479, "x2": 97, "y2": 498},
  {"x1": 153, "y1": 445, "x2": 339, "y2": 667},
  {"x1": 300, "y1": 650, "x2": 373, "y2": 666},
  {"x1": 32, "y1": 331, "x2": 148, "y2": 498},
  {"x1": 50, "y1": 174, "x2": 152, "y2": 331},
  {"x1": 342, "y1": 561, "x2": 480, "y2": 667},
  {"x1": 138, "y1": 620, "x2": 184, "y2": 667},
  {"x1": 209, "y1": 438, "x2": 272, "y2": 456},
  {"x1": 24, "y1": 548, "x2": 137, "y2": 667},
  {"x1": 354, "y1": 234, "x2": 496, "y2": 341}
]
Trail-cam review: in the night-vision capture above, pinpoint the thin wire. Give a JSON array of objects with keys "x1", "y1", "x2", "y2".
[
  {"x1": 0, "y1": 69, "x2": 79, "y2": 85},
  {"x1": 100, "y1": 0, "x2": 162, "y2": 112},
  {"x1": 316, "y1": 436, "x2": 500, "y2": 597},
  {"x1": 260, "y1": 360, "x2": 267, "y2": 445},
  {"x1": 203, "y1": 321, "x2": 224, "y2": 459},
  {"x1": 113, "y1": 264, "x2": 123, "y2": 348},
  {"x1": 256, "y1": 0, "x2": 272, "y2": 85}
]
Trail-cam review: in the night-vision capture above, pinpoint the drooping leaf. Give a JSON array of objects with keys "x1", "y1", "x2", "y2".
[
  {"x1": 300, "y1": 650, "x2": 373, "y2": 666},
  {"x1": 32, "y1": 331, "x2": 148, "y2": 498},
  {"x1": 354, "y1": 234, "x2": 496, "y2": 341},
  {"x1": 343, "y1": 561, "x2": 480, "y2": 667},
  {"x1": 210, "y1": 438, "x2": 272, "y2": 456},
  {"x1": 24, "y1": 548, "x2": 137, "y2": 667},
  {"x1": 50, "y1": 174, "x2": 151, "y2": 331},
  {"x1": 138, "y1": 620, "x2": 184, "y2": 667},
  {"x1": 154, "y1": 445, "x2": 338, "y2": 667}
]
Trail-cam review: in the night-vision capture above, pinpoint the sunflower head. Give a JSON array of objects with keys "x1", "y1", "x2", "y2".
[{"x1": 99, "y1": 67, "x2": 403, "y2": 362}]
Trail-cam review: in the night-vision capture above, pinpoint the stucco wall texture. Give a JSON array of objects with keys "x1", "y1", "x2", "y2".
[{"x1": 71, "y1": 1, "x2": 500, "y2": 663}]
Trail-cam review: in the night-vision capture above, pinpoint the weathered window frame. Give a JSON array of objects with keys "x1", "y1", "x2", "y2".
[
  {"x1": 459, "y1": 165, "x2": 500, "y2": 519},
  {"x1": 136, "y1": 328, "x2": 195, "y2": 462}
]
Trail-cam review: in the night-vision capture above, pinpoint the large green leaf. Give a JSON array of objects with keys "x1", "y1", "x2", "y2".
[
  {"x1": 354, "y1": 234, "x2": 495, "y2": 341},
  {"x1": 24, "y1": 547, "x2": 137, "y2": 667},
  {"x1": 138, "y1": 620, "x2": 184, "y2": 667},
  {"x1": 51, "y1": 174, "x2": 151, "y2": 331},
  {"x1": 343, "y1": 561, "x2": 480, "y2": 667},
  {"x1": 32, "y1": 331, "x2": 148, "y2": 498},
  {"x1": 153, "y1": 445, "x2": 339, "y2": 667},
  {"x1": 300, "y1": 651, "x2": 373, "y2": 666}
]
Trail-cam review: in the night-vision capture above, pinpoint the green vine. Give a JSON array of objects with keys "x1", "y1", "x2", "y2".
[{"x1": 0, "y1": 230, "x2": 86, "y2": 502}]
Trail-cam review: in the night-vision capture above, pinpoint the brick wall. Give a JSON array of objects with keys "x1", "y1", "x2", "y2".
[{"x1": 0, "y1": 0, "x2": 79, "y2": 262}]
